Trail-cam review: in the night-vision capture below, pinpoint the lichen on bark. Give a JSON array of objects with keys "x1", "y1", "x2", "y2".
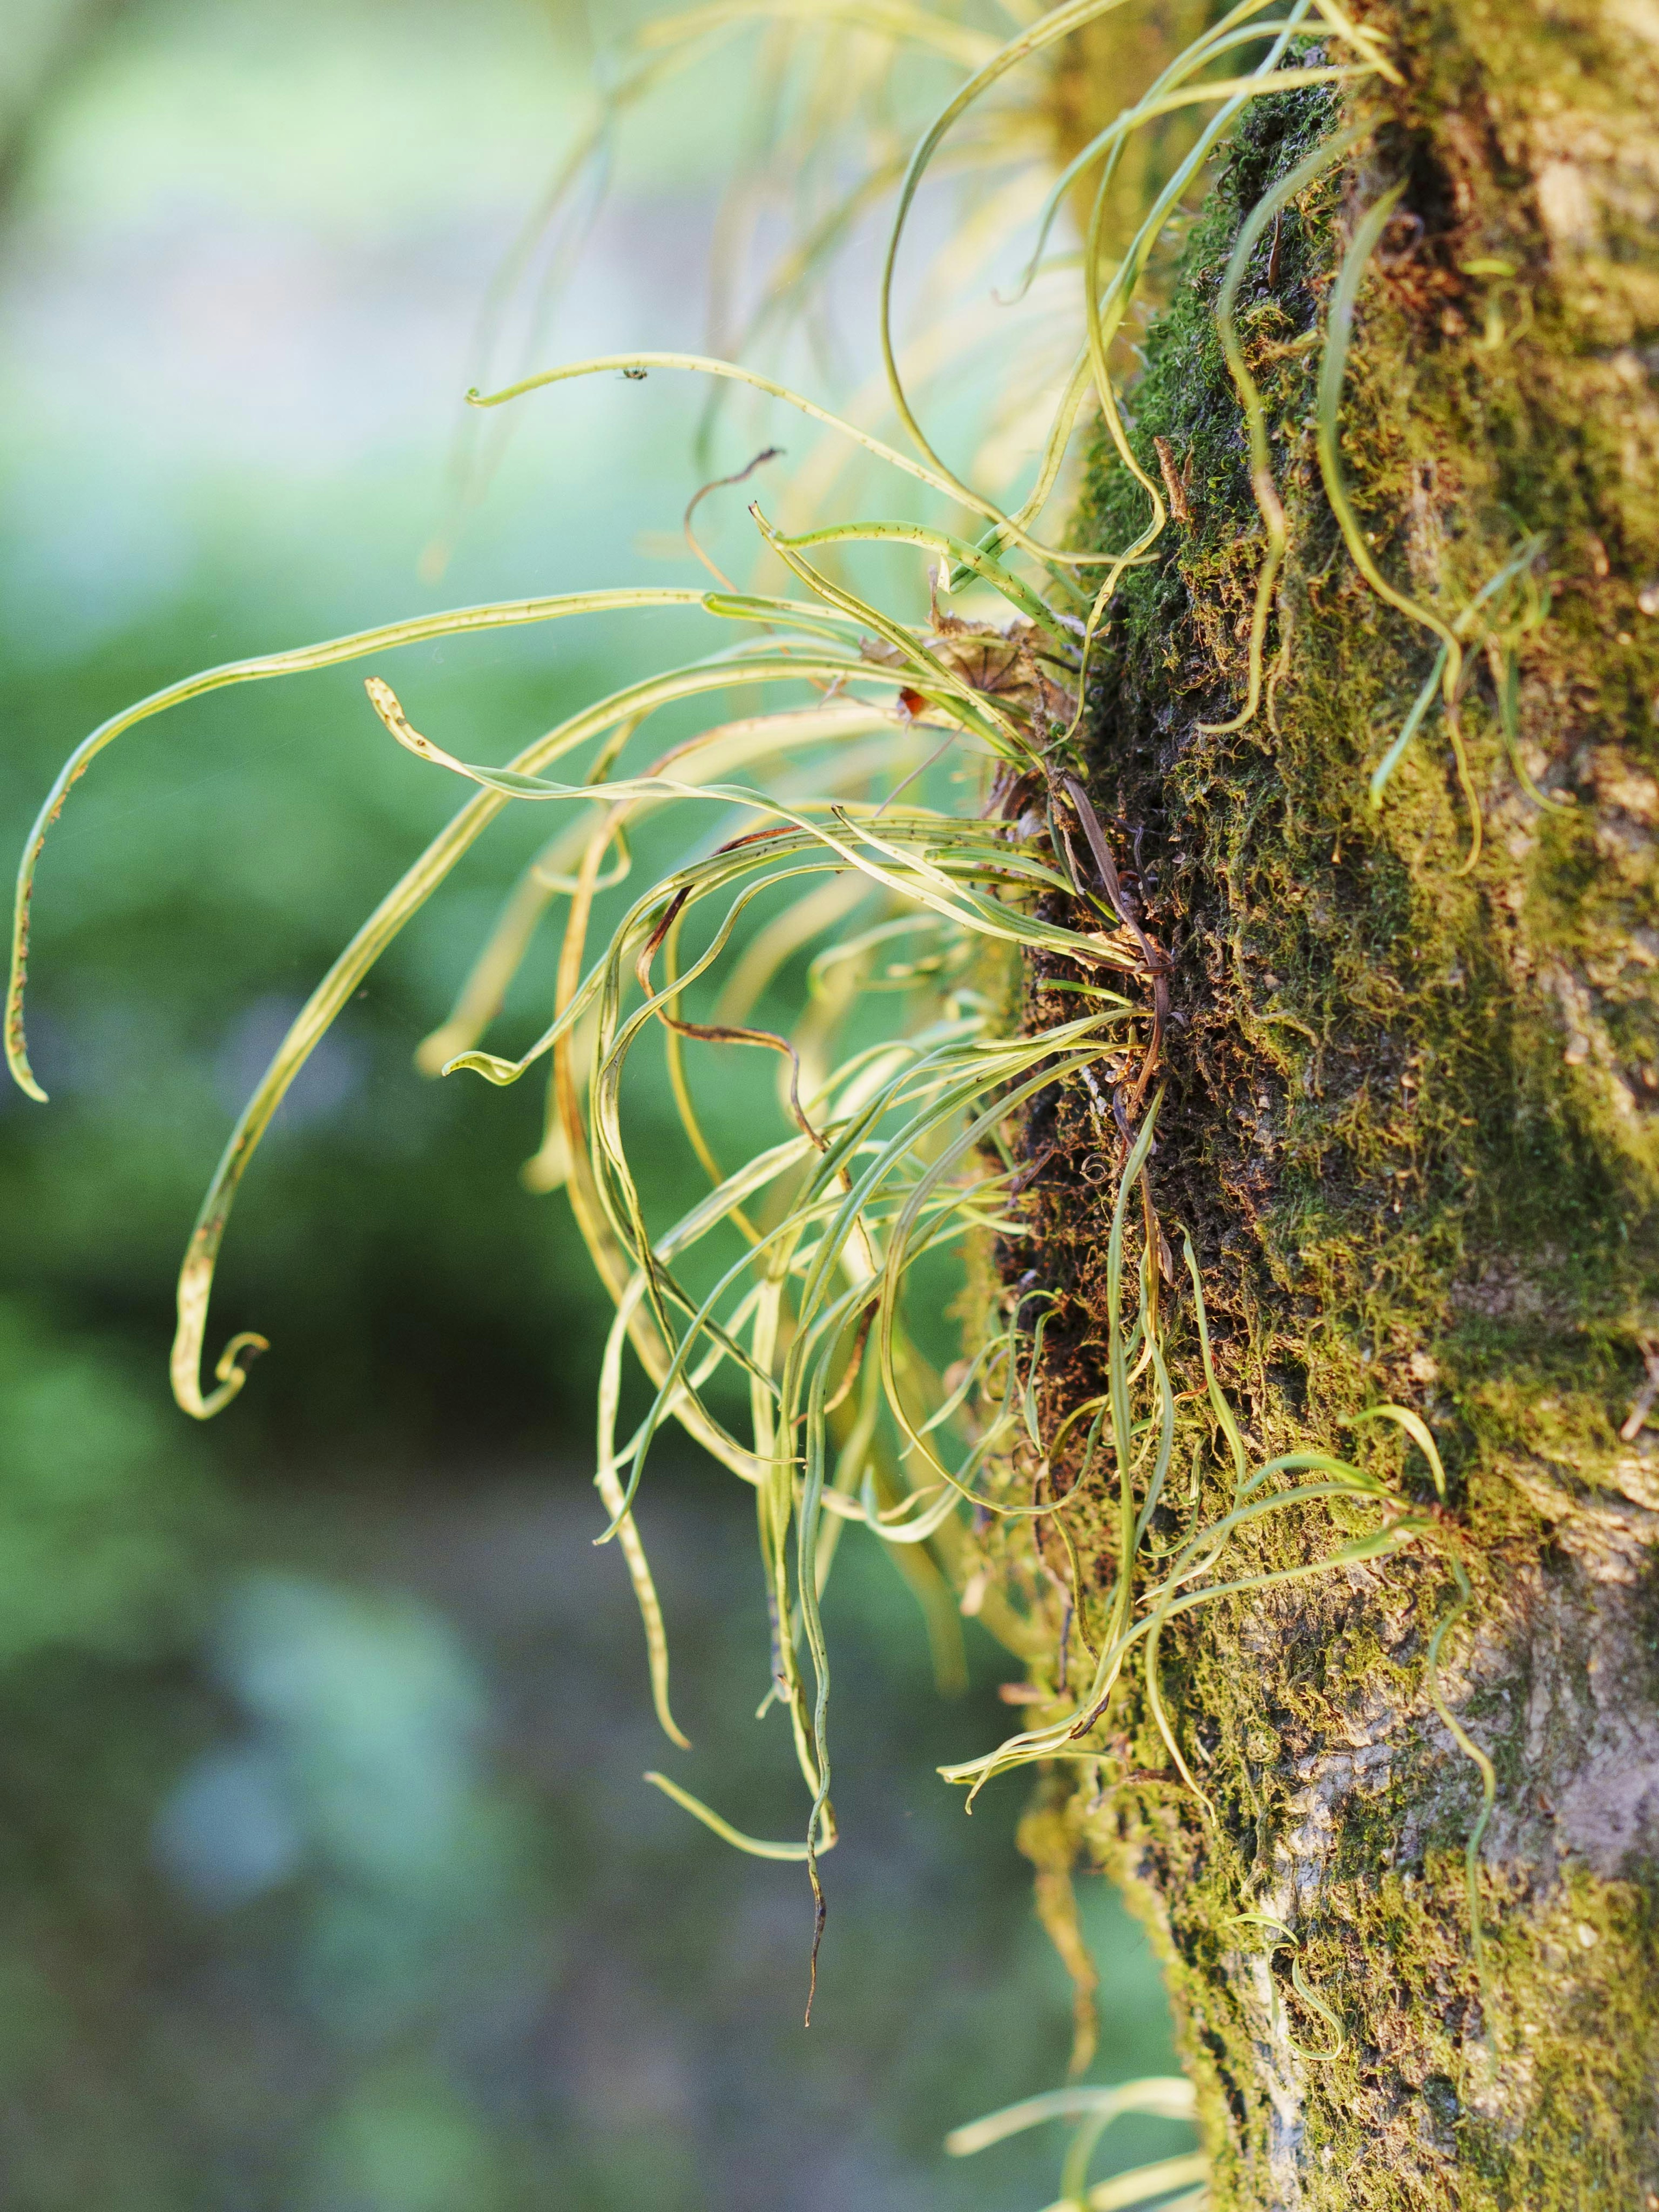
[{"x1": 983, "y1": 2, "x2": 1659, "y2": 2203}]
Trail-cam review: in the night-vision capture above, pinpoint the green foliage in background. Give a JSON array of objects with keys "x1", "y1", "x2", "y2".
[{"x1": 0, "y1": 1297, "x2": 209, "y2": 1664}]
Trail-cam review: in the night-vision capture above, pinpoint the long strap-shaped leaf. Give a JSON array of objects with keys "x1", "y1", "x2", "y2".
[{"x1": 5, "y1": 586, "x2": 716, "y2": 1103}]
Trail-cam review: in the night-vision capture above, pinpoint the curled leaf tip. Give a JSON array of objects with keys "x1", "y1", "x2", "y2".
[
  {"x1": 218, "y1": 1329, "x2": 270, "y2": 1380},
  {"x1": 175, "y1": 1327, "x2": 270, "y2": 1422},
  {"x1": 364, "y1": 677, "x2": 454, "y2": 770},
  {"x1": 442, "y1": 1050, "x2": 520, "y2": 1084},
  {"x1": 362, "y1": 674, "x2": 412, "y2": 740}
]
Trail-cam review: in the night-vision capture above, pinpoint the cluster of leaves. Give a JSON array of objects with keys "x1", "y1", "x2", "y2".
[{"x1": 5, "y1": 0, "x2": 1552, "y2": 2198}]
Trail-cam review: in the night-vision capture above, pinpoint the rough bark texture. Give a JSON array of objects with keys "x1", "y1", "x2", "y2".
[{"x1": 998, "y1": 3, "x2": 1659, "y2": 2205}]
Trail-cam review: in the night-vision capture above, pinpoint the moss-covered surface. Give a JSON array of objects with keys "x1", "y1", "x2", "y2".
[{"x1": 988, "y1": 3, "x2": 1659, "y2": 2202}]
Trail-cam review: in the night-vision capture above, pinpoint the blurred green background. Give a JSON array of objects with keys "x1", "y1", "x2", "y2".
[{"x1": 0, "y1": 2, "x2": 1179, "y2": 2205}]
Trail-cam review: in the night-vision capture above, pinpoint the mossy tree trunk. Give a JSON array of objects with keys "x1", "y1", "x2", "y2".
[{"x1": 1001, "y1": 3, "x2": 1659, "y2": 2203}]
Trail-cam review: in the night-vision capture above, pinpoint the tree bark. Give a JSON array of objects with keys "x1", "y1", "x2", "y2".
[{"x1": 998, "y1": 3, "x2": 1659, "y2": 2203}]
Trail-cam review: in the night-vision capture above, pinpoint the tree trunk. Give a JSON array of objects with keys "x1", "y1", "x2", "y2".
[{"x1": 1002, "y1": 3, "x2": 1659, "y2": 2203}]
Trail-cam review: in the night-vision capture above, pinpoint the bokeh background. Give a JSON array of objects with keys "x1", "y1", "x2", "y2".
[{"x1": 0, "y1": 2, "x2": 1180, "y2": 2205}]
